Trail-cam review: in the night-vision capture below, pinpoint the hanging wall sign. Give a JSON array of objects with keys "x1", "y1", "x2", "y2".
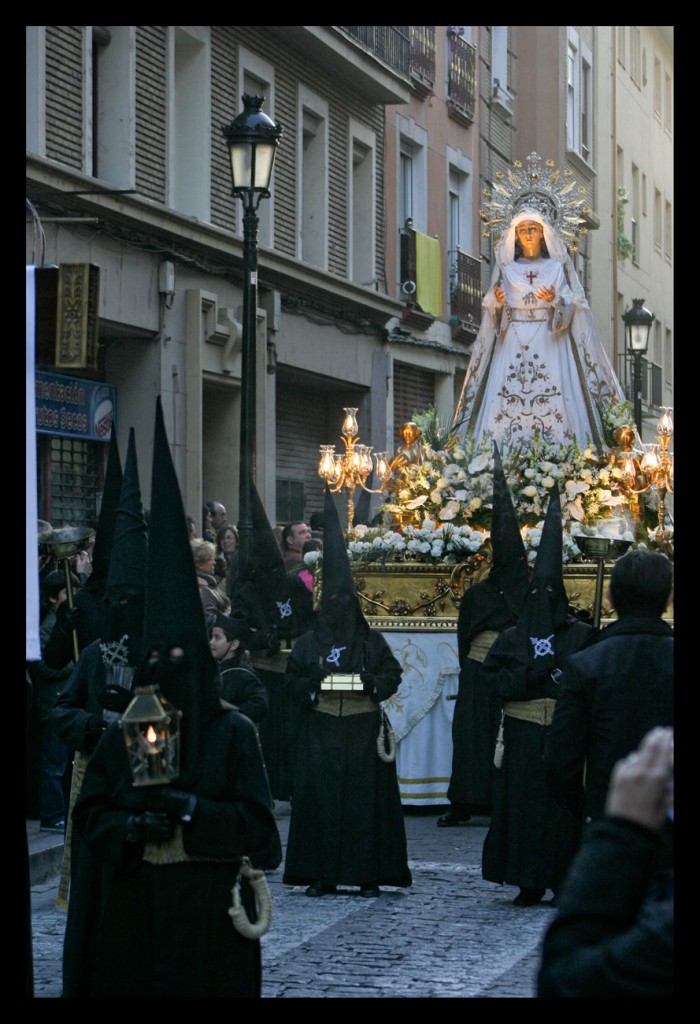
[{"x1": 35, "y1": 371, "x2": 117, "y2": 442}]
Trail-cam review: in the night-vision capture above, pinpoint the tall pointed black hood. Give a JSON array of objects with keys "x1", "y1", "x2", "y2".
[
  {"x1": 515, "y1": 481, "x2": 568, "y2": 672},
  {"x1": 488, "y1": 442, "x2": 529, "y2": 619},
  {"x1": 231, "y1": 475, "x2": 312, "y2": 640},
  {"x1": 138, "y1": 397, "x2": 222, "y2": 785},
  {"x1": 315, "y1": 486, "x2": 369, "y2": 659},
  {"x1": 84, "y1": 429, "x2": 122, "y2": 596},
  {"x1": 101, "y1": 428, "x2": 147, "y2": 666}
]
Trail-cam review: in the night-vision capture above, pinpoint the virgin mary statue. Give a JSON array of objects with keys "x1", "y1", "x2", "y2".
[{"x1": 453, "y1": 154, "x2": 625, "y2": 454}]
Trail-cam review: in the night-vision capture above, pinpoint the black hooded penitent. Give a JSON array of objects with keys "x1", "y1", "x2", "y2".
[{"x1": 138, "y1": 397, "x2": 223, "y2": 786}]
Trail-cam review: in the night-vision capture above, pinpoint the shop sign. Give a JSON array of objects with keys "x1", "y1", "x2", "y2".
[{"x1": 35, "y1": 371, "x2": 117, "y2": 442}]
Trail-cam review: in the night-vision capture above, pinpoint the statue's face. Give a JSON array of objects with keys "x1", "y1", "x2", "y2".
[{"x1": 516, "y1": 220, "x2": 544, "y2": 258}]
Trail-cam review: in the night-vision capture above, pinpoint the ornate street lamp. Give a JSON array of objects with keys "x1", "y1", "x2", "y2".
[
  {"x1": 622, "y1": 298, "x2": 655, "y2": 434},
  {"x1": 221, "y1": 95, "x2": 283, "y2": 570}
]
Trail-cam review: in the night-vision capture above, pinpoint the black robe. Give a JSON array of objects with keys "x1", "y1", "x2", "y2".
[
  {"x1": 449, "y1": 579, "x2": 521, "y2": 813},
  {"x1": 481, "y1": 617, "x2": 592, "y2": 892},
  {"x1": 283, "y1": 629, "x2": 412, "y2": 890},
  {"x1": 218, "y1": 652, "x2": 269, "y2": 726},
  {"x1": 72, "y1": 707, "x2": 281, "y2": 998},
  {"x1": 232, "y1": 576, "x2": 313, "y2": 801}
]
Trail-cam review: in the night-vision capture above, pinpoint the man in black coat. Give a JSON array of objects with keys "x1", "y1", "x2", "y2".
[
  {"x1": 538, "y1": 726, "x2": 673, "y2": 998},
  {"x1": 544, "y1": 548, "x2": 673, "y2": 825}
]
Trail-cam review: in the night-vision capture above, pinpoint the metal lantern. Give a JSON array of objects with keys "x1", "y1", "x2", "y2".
[{"x1": 121, "y1": 685, "x2": 181, "y2": 787}]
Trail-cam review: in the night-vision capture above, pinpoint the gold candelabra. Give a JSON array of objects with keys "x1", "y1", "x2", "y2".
[
  {"x1": 318, "y1": 408, "x2": 393, "y2": 527},
  {"x1": 611, "y1": 409, "x2": 674, "y2": 551}
]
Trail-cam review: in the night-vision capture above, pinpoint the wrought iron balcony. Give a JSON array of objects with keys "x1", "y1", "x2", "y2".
[{"x1": 339, "y1": 26, "x2": 410, "y2": 75}]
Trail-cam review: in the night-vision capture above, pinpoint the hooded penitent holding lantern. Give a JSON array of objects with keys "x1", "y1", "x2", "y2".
[
  {"x1": 282, "y1": 486, "x2": 412, "y2": 899},
  {"x1": 480, "y1": 480, "x2": 593, "y2": 907},
  {"x1": 71, "y1": 397, "x2": 281, "y2": 998}
]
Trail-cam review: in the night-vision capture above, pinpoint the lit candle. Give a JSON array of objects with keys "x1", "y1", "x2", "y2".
[{"x1": 145, "y1": 724, "x2": 165, "y2": 780}]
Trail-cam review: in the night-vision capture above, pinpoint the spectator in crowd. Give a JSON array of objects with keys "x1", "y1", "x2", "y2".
[
  {"x1": 298, "y1": 538, "x2": 321, "y2": 593},
  {"x1": 209, "y1": 613, "x2": 268, "y2": 727},
  {"x1": 204, "y1": 500, "x2": 227, "y2": 543},
  {"x1": 537, "y1": 726, "x2": 673, "y2": 998},
  {"x1": 281, "y1": 521, "x2": 312, "y2": 573},
  {"x1": 544, "y1": 548, "x2": 673, "y2": 826},
  {"x1": 481, "y1": 483, "x2": 593, "y2": 906},
  {"x1": 192, "y1": 537, "x2": 230, "y2": 625},
  {"x1": 215, "y1": 523, "x2": 239, "y2": 595},
  {"x1": 29, "y1": 570, "x2": 78, "y2": 832},
  {"x1": 42, "y1": 431, "x2": 123, "y2": 670}
]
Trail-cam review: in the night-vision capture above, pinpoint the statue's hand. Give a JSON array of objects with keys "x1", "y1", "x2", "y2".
[
  {"x1": 493, "y1": 285, "x2": 505, "y2": 303},
  {"x1": 535, "y1": 284, "x2": 555, "y2": 302}
]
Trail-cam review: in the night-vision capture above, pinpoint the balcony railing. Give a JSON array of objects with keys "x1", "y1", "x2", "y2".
[
  {"x1": 339, "y1": 26, "x2": 410, "y2": 75},
  {"x1": 446, "y1": 31, "x2": 476, "y2": 125},
  {"x1": 450, "y1": 249, "x2": 482, "y2": 329},
  {"x1": 409, "y1": 26, "x2": 436, "y2": 91}
]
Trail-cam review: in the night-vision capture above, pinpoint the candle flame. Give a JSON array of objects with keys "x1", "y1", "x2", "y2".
[{"x1": 146, "y1": 725, "x2": 157, "y2": 743}]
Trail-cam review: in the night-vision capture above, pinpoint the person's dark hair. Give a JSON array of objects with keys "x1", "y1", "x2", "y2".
[
  {"x1": 41, "y1": 570, "x2": 74, "y2": 603},
  {"x1": 309, "y1": 511, "x2": 325, "y2": 532},
  {"x1": 282, "y1": 522, "x2": 304, "y2": 552},
  {"x1": 302, "y1": 538, "x2": 321, "y2": 555},
  {"x1": 609, "y1": 549, "x2": 673, "y2": 618},
  {"x1": 210, "y1": 613, "x2": 250, "y2": 647},
  {"x1": 215, "y1": 523, "x2": 238, "y2": 554}
]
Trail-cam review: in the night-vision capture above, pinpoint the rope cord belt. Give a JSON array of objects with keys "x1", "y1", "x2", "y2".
[
  {"x1": 504, "y1": 697, "x2": 557, "y2": 726},
  {"x1": 466, "y1": 630, "x2": 500, "y2": 664}
]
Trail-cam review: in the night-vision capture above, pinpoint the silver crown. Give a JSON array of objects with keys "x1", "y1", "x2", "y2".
[{"x1": 480, "y1": 152, "x2": 591, "y2": 252}]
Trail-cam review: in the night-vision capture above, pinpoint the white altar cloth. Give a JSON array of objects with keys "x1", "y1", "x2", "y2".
[{"x1": 381, "y1": 632, "x2": 459, "y2": 806}]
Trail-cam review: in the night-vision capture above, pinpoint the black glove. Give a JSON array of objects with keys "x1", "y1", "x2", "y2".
[
  {"x1": 153, "y1": 787, "x2": 198, "y2": 823},
  {"x1": 126, "y1": 811, "x2": 176, "y2": 844},
  {"x1": 99, "y1": 686, "x2": 133, "y2": 713},
  {"x1": 85, "y1": 722, "x2": 106, "y2": 754},
  {"x1": 360, "y1": 670, "x2": 378, "y2": 698},
  {"x1": 56, "y1": 601, "x2": 80, "y2": 637},
  {"x1": 308, "y1": 664, "x2": 328, "y2": 686},
  {"x1": 263, "y1": 626, "x2": 280, "y2": 657}
]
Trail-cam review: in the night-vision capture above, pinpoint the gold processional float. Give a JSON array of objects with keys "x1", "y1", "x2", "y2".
[{"x1": 317, "y1": 408, "x2": 674, "y2": 632}]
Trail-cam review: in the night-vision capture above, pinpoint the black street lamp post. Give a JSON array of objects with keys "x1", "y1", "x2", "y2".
[
  {"x1": 622, "y1": 298, "x2": 655, "y2": 435},
  {"x1": 221, "y1": 95, "x2": 283, "y2": 572}
]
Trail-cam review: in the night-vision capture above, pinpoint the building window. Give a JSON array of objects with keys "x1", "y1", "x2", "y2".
[
  {"x1": 276, "y1": 478, "x2": 305, "y2": 524},
  {"x1": 664, "y1": 71, "x2": 673, "y2": 134},
  {"x1": 240, "y1": 49, "x2": 276, "y2": 247},
  {"x1": 170, "y1": 26, "x2": 210, "y2": 220},
  {"x1": 617, "y1": 26, "x2": 626, "y2": 67},
  {"x1": 631, "y1": 164, "x2": 640, "y2": 266},
  {"x1": 654, "y1": 55, "x2": 662, "y2": 120},
  {"x1": 664, "y1": 199, "x2": 672, "y2": 262},
  {"x1": 93, "y1": 27, "x2": 134, "y2": 189},
  {"x1": 349, "y1": 119, "x2": 376, "y2": 286},
  {"x1": 298, "y1": 86, "x2": 328, "y2": 269},
  {"x1": 40, "y1": 436, "x2": 101, "y2": 529},
  {"x1": 566, "y1": 29, "x2": 592, "y2": 163},
  {"x1": 400, "y1": 144, "x2": 414, "y2": 227},
  {"x1": 654, "y1": 188, "x2": 662, "y2": 253},
  {"x1": 490, "y1": 26, "x2": 513, "y2": 117},
  {"x1": 630, "y1": 27, "x2": 641, "y2": 87},
  {"x1": 393, "y1": 362, "x2": 434, "y2": 431}
]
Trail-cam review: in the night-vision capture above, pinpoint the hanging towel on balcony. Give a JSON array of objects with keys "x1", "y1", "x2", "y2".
[{"x1": 415, "y1": 231, "x2": 442, "y2": 318}]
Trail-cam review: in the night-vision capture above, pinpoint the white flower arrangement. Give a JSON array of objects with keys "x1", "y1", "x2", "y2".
[{"x1": 315, "y1": 404, "x2": 670, "y2": 569}]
